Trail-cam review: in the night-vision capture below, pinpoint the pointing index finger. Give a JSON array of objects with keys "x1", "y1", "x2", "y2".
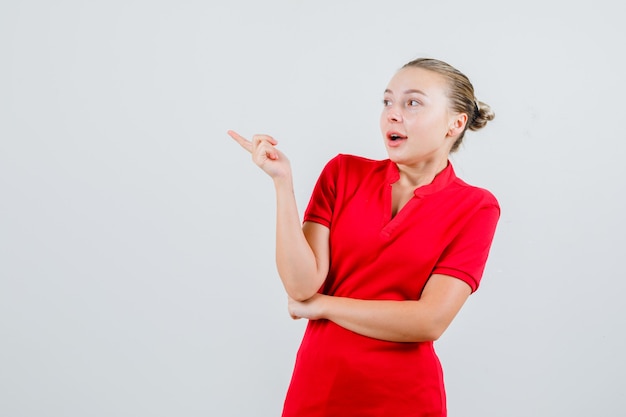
[{"x1": 227, "y1": 130, "x2": 252, "y2": 153}]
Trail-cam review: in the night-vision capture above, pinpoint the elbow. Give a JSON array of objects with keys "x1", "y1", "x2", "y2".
[
  {"x1": 425, "y1": 319, "x2": 452, "y2": 342},
  {"x1": 426, "y1": 328, "x2": 445, "y2": 342},
  {"x1": 414, "y1": 319, "x2": 450, "y2": 342},
  {"x1": 399, "y1": 327, "x2": 443, "y2": 343},
  {"x1": 283, "y1": 275, "x2": 324, "y2": 302},
  {"x1": 410, "y1": 327, "x2": 443, "y2": 343},
  {"x1": 286, "y1": 286, "x2": 319, "y2": 302}
]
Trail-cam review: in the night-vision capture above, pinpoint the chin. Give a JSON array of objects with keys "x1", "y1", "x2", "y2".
[
  {"x1": 386, "y1": 153, "x2": 408, "y2": 165},
  {"x1": 385, "y1": 147, "x2": 406, "y2": 163}
]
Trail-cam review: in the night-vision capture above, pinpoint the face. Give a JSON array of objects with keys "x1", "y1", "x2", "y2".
[{"x1": 380, "y1": 67, "x2": 465, "y2": 167}]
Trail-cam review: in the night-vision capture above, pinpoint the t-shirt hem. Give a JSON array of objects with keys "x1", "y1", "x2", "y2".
[
  {"x1": 302, "y1": 215, "x2": 331, "y2": 228},
  {"x1": 431, "y1": 267, "x2": 479, "y2": 293}
]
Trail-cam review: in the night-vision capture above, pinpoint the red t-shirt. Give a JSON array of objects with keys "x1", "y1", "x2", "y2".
[{"x1": 282, "y1": 154, "x2": 500, "y2": 417}]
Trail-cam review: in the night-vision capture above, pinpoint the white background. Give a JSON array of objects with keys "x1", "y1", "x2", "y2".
[{"x1": 1, "y1": 1, "x2": 625, "y2": 416}]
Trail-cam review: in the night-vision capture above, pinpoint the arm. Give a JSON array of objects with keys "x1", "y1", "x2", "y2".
[
  {"x1": 227, "y1": 131, "x2": 329, "y2": 300},
  {"x1": 274, "y1": 173, "x2": 330, "y2": 299},
  {"x1": 288, "y1": 274, "x2": 472, "y2": 342}
]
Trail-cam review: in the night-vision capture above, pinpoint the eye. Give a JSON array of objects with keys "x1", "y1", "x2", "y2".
[
  {"x1": 407, "y1": 99, "x2": 420, "y2": 107},
  {"x1": 382, "y1": 99, "x2": 392, "y2": 107}
]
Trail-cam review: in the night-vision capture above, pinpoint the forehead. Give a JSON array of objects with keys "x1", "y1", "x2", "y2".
[{"x1": 385, "y1": 67, "x2": 449, "y2": 95}]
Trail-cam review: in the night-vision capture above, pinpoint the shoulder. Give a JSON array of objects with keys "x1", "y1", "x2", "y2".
[
  {"x1": 324, "y1": 153, "x2": 390, "y2": 175},
  {"x1": 449, "y1": 174, "x2": 500, "y2": 213}
]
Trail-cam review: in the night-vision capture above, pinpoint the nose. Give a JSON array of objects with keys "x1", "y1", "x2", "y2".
[{"x1": 386, "y1": 106, "x2": 402, "y2": 123}]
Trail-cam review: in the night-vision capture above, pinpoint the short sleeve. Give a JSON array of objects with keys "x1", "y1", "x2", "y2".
[
  {"x1": 303, "y1": 155, "x2": 342, "y2": 228},
  {"x1": 432, "y1": 203, "x2": 500, "y2": 292}
]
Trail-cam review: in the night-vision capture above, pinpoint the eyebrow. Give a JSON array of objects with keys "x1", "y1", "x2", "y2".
[{"x1": 384, "y1": 88, "x2": 428, "y2": 96}]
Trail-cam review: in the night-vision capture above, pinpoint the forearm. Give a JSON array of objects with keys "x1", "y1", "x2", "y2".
[
  {"x1": 274, "y1": 176, "x2": 326, "y2": 300},
  {"x1": 289, "y1": 276, "x2": 471, "y2": 342},
  {"x1": 318, "y1": 296, "x2": 442, "y2": 342}
]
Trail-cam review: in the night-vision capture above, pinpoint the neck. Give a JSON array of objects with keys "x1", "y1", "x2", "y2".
[{"x1": 395, "y1": 157, "x2": 449, "y2": 188}]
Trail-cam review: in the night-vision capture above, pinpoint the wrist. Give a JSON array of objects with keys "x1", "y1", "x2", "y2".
[
  {"x1": 315, "y1": 293, "x2": 331, "y2": 320},
  {"x1": 273, "y1": 173, "x2": 294, "y2": 190}
]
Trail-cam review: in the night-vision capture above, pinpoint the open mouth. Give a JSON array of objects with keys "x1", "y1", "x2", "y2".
[{"x1": 388, "y1": 132, "x2": 407, "y2": 141}]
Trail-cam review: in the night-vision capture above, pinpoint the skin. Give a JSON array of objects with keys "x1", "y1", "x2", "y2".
[{"x1": 228, "y1": 67, "x2": 473, "y2": 343}]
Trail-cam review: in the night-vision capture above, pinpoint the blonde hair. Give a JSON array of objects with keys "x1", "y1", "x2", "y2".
[{"x1": 402, "y1": 58, "x2": 495, "y2": 152}]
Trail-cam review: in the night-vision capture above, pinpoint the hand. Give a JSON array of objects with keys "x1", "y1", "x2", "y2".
[
  {"x1": 288, "y1": 293, "x2": 327, "y2": 320},
  {"x1": 227, "y1": 130, "x2": 291, "y2": 180}
]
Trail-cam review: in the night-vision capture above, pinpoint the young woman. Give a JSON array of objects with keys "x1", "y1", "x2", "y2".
[{"x1": 228, "y1": 58, "x2": 499, "y2": 417}]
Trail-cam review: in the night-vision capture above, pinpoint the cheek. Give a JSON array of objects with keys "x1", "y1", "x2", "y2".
[
  {"x1": 379, "y1": 111, "x2": 387, "y2": 129},
  {"x1": 406, "y1": 113, "x2": 438, "y2": 131},
  {"x1": 402, "y1": 117, "x2": 420, "y2": 133}
]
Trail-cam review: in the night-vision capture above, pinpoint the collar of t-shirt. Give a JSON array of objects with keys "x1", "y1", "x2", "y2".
[{"x1": 385, "y1": 160, "x2": 456, "y2": 198}]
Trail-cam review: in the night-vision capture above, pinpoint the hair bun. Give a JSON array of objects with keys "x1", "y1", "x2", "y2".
[{"x1": 469, "y1": 100, "x2": 495, "y2": 131}]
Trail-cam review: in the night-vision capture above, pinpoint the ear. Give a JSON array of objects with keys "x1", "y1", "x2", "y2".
[{"x1": 446, "y1": 113, "x2": 468, "y2": 138}]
